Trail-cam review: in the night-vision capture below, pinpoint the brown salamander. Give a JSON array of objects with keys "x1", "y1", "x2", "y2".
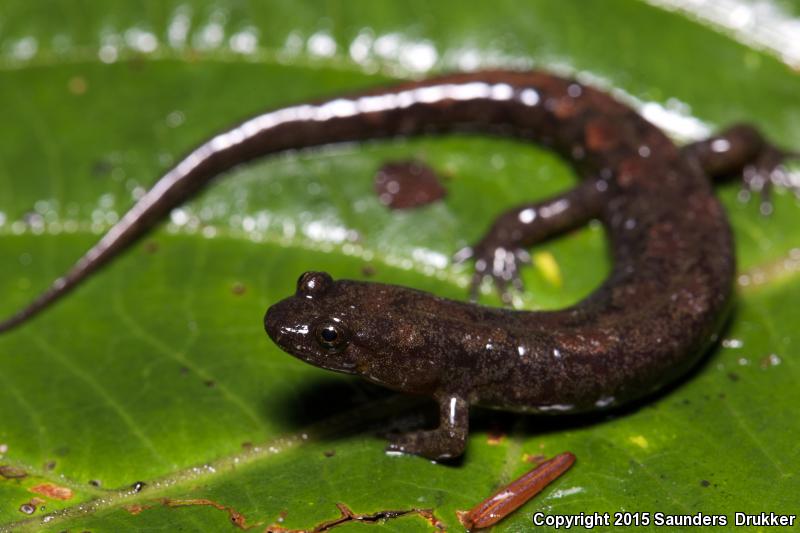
[{"x1": 0, "y1": 71, "x2": 795, "y2": 459}]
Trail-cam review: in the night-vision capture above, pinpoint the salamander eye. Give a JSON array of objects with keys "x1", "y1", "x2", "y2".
[
  {"x1": 297, "y1": 271, "x2": 334, "y2": 298},
  {"x1": 315, "y1": 321, "x2": 350, "y2": 352}
]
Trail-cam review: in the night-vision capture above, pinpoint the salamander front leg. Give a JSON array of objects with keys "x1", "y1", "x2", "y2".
[
  {"x1": 386, "y1": 394, "x2": 469, "y2": 460},
  {"x1": 682, "y1": 123, "x2": 799, "y2": 215},
  {"x1": 455, "y1": 177, "x2": 606, "y2": 303}
]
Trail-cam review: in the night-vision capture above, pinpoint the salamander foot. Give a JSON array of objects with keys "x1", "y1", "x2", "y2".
[
  {"x1": 738, "y1": 145, "x2": 800, "y2": 216},
  {"x1": 385, "y1": 394, "x2": 469, "y2": 460},
  {"x1": 454, "y1": 244, "x2": 529, "y2": 305},
  {"x1": 386, "y1": 428, "x2": 467, "y2": 461}
]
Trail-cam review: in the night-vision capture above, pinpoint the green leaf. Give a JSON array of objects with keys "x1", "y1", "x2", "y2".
[{"x1": 1, "y1": 1, "x2": 799, "y2": 531}]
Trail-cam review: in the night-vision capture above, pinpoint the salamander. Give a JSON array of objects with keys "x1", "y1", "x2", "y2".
[{"x1": 0, "y1": 71, "x2": 795, "y2": 459}]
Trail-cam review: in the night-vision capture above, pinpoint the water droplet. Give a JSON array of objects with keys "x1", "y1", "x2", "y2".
[
  {"x1": 19, "y1": 503, "x2": 35, "y2": 515},
  {"x1": 12, "y1": 37, "x2": 38, "y2": 61},
  {"x1": 307, "y1": 31, "x2": 336, "y2": 57},
  {"x1": 229, "y1": 27, "x2": 258, "y2": 54},
  {"x1": 166, "y1": 110, "x2": 185, "y2": 128}
]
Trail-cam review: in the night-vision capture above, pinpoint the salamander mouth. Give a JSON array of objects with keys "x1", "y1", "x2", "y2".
[{"x1": 274, "y1": 339, "x2": 359, "y2": 375}]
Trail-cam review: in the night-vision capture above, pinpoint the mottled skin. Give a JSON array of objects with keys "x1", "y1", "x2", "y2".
[
  {"x1": 0, "y1": 71, "x2": 794, "y2": 459},
  {"x1": 262, "y1": 73, "x2": 794, "y2": 459}
]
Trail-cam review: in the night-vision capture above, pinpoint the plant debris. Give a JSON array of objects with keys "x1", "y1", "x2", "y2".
[{"x1": 264, "y1": 503, "x2": 445, "y2": 532}]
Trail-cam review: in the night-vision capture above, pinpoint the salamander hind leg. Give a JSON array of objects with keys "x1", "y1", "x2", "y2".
[
  {"x1": 386, "y1": 394, "x2": 469, "y2": 460},
  {"x1": 682, "y1": 123, "x2": 800, "y2": 215},
  {"x1": 455, "y1": 177, "x2": 606, "y2": 304}
]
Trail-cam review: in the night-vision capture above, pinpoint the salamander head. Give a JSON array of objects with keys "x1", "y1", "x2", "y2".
[{"x1": 264, "y1": 271, "x2": 442, "y2": 394}]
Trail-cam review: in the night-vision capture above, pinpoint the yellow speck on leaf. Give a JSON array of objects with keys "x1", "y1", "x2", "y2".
[
  {"x1": 533, "y1": 252, "x2": 562, "y2": 287},
  {"x1": 629, "y1": 435, "x2": 649, "y2": 449}
]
